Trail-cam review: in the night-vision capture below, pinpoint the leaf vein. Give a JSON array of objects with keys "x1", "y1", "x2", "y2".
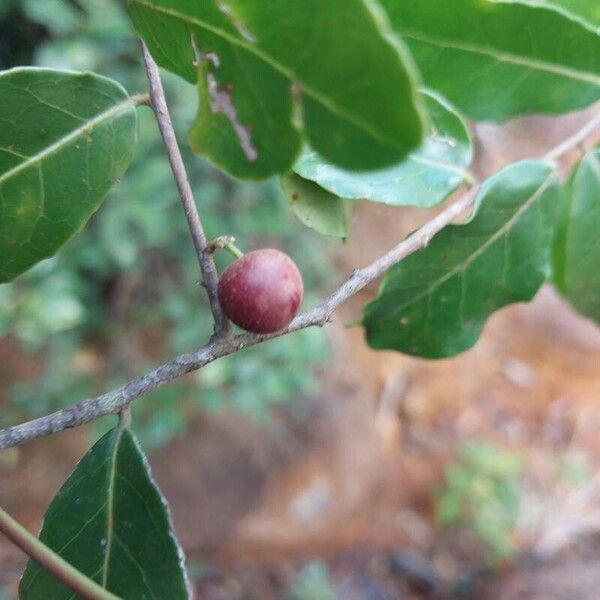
[{"x1": 401, "y1": 29, "x2": 600, "y2": 86}]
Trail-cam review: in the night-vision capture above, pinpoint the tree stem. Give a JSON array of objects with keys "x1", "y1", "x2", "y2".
[
  {"x1": 141, "y1": 41, "x2": 229, "y2": 335},
  {"x1": 0, "y1": 185, "x2": 479, "y2": 450},
  {"x1": 207, "y1": 235, "x2": 245, "y2": 259},
  {"x1": 0, "y1": 506, "x2": 120, "y2": 600},
  {"x1": 0, "y1": 110, "x2": 598, "y2": 450},
  {"x1": 544, "y1": 108, "x2": 600, "y2": 161}
]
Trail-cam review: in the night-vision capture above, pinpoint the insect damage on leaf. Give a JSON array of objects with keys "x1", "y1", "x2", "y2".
[
  {"x1": 203, "y1": 51, "x2": 258, "y2": 162},
  {"x1": 133, "y1": 0, "x2": 426, "y2": 179}
]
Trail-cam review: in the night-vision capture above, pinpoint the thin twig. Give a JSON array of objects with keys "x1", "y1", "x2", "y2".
[
  {"x1": 0, "y1": 186, "x2": 477, "y2": 450},
  {"x1": 0, "y1": 111, "x2": 597, "y2": 451},
  {"x1": 544, "y1": 107, "x2": 600, "y2": 161},
  {"x1": 0, "y1": 506, "x2": 120, "y2": 600},
  {"x1": 141, "y1": 42, "x2": 228, "y2": 334}
]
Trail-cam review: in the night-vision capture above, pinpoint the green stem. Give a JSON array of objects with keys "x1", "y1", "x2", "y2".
[
  {"x1": 463, "y1": 169, "x2": 476, "y2": 185},
  {"x1": 119, "y1": 407, "x2": 132, "y2": 430},
  {"x1": 131, "y1": 93, "x2": 151, "y2": 107},
  {"x1": 223, "y1": 240, "x2": 244, "y2": 259},
  {"x1": 0, "y1": 506, "x2": 121, "y2": 600},
  {"x1": 207, "y1": 235, "x2": 244, "y2": 260}
]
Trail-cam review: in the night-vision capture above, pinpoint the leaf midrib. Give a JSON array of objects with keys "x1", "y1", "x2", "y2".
[
  {"x1": 0, "y1": 97, "x2": 135, "y2": 186},
  {"x1": 400, "y1": 29, "x2": 600, "y2": 87},
  {"x1": 129, "y1": 0, "x2": 404, "y2": 150},
  {"x1": 379, "y1": 170, "x2": 555, "y2": 315},
  {"x1": 101, "y1": 428, "x2": 123, "y2": 588},
  {"x1": 410, "y1": 153, "x2": 471, "y2": 181}
]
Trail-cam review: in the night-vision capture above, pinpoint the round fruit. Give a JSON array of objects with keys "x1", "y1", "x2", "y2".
[{"x1": 217, "y1": 248, "x2": 303, "y2": 333}]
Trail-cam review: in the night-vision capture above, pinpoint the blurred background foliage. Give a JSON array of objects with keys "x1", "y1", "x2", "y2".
[
  {"x1": 288, "y1": 561, "x2": 335, "y2": 600},
  {"x1": 436, "y1": 442, "x2": 523, "y2": 563},
  {"x1": 0, "y1": 0, "x2": 334, "y2": 448}
]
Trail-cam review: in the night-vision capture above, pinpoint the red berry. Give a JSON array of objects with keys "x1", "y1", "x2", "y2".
[{"x1": 217, "y1": 249, "x2": 304, "y2": 333}]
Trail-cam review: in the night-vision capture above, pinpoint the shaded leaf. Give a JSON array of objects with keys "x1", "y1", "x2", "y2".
[
  {"x1": 0, "y1": 67, "x2": 137, "y2": 283},
  {"x1": 20, "y1": 427, "x2": 189, "y2": 600},
  {"x1": 363, "y1": 161, "x2": 559, "y2": 358},
  {"x1": 294, "y1": 90, "x2": 473, "y2": 208},
  {"x1": 553, "y1": 146, "x2": 600, "y2": 323},
  {"x1": 128, "y1": 0, "x2": 426, "y2": 178},
  {"x1": 379, "y1": 0, "x2": 600, "y2": 121},
  {"x1": 280, "y1": 173, "x2": 351, "y2": 239}
]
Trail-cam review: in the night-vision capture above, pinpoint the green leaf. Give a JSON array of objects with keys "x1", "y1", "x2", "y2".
[
  {"x1": 128, "y1": 0, "x2": 426, "y2": 179},
  {"x1": 294, "y1": 90, "x2": 473, "y2": 208},
  {"x1": 20, "y1": 427, "x2": 190, "y2": 600},
  {"x1": 280, "y1": 173, "x2": 351, "y2": 239},
  {"x1": 552, "y1": 147, "x2": 600, "y2": 323},
  {"x1": 0, "y1": 67, "x2": 137, "y2": 283},
  {"x1": 541, "y1": 0, "x2": 600, "y2": 26},
  {"x1": 379, "y1": 0, "x2": 600, "y2": 121},
  {"x1": 363, "y1": 161, "x2": 559, "y2": 358}
]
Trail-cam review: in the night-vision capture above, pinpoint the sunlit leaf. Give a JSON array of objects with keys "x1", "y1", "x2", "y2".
[
  {"x1": 294, "y1": 90, "x2": 473, "y2": 208},
  {"x1": 0, "y1": 67, "x2": 137, "y2": 283}
]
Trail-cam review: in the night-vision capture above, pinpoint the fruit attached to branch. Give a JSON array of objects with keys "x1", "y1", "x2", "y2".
[{"x1": 218, "y1": 249, "x2": 303, "y2": 333}]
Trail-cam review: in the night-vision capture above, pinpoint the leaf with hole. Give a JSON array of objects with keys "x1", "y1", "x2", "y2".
[
  {"x1": 128, "y1": 0, "x2": 426, "y2": 179},
  {"x1": 552, "y1": 146, "x2": 600, "y2": 323},
  {"x1": 0, "y1": 67, "x2": 137, "y2": 283},
  {"x1": 363, "y1": 161, "x2": 559, "y2": 358},
  {"x1": 293, "y1": 90, "x2": 473, "y2": 208},
  {"x1": 19, "y1": 427, "x2": 190, "y2": 599},
  {"x1": 379, "y1": 0, "x2": 600, "y2": 121}
]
